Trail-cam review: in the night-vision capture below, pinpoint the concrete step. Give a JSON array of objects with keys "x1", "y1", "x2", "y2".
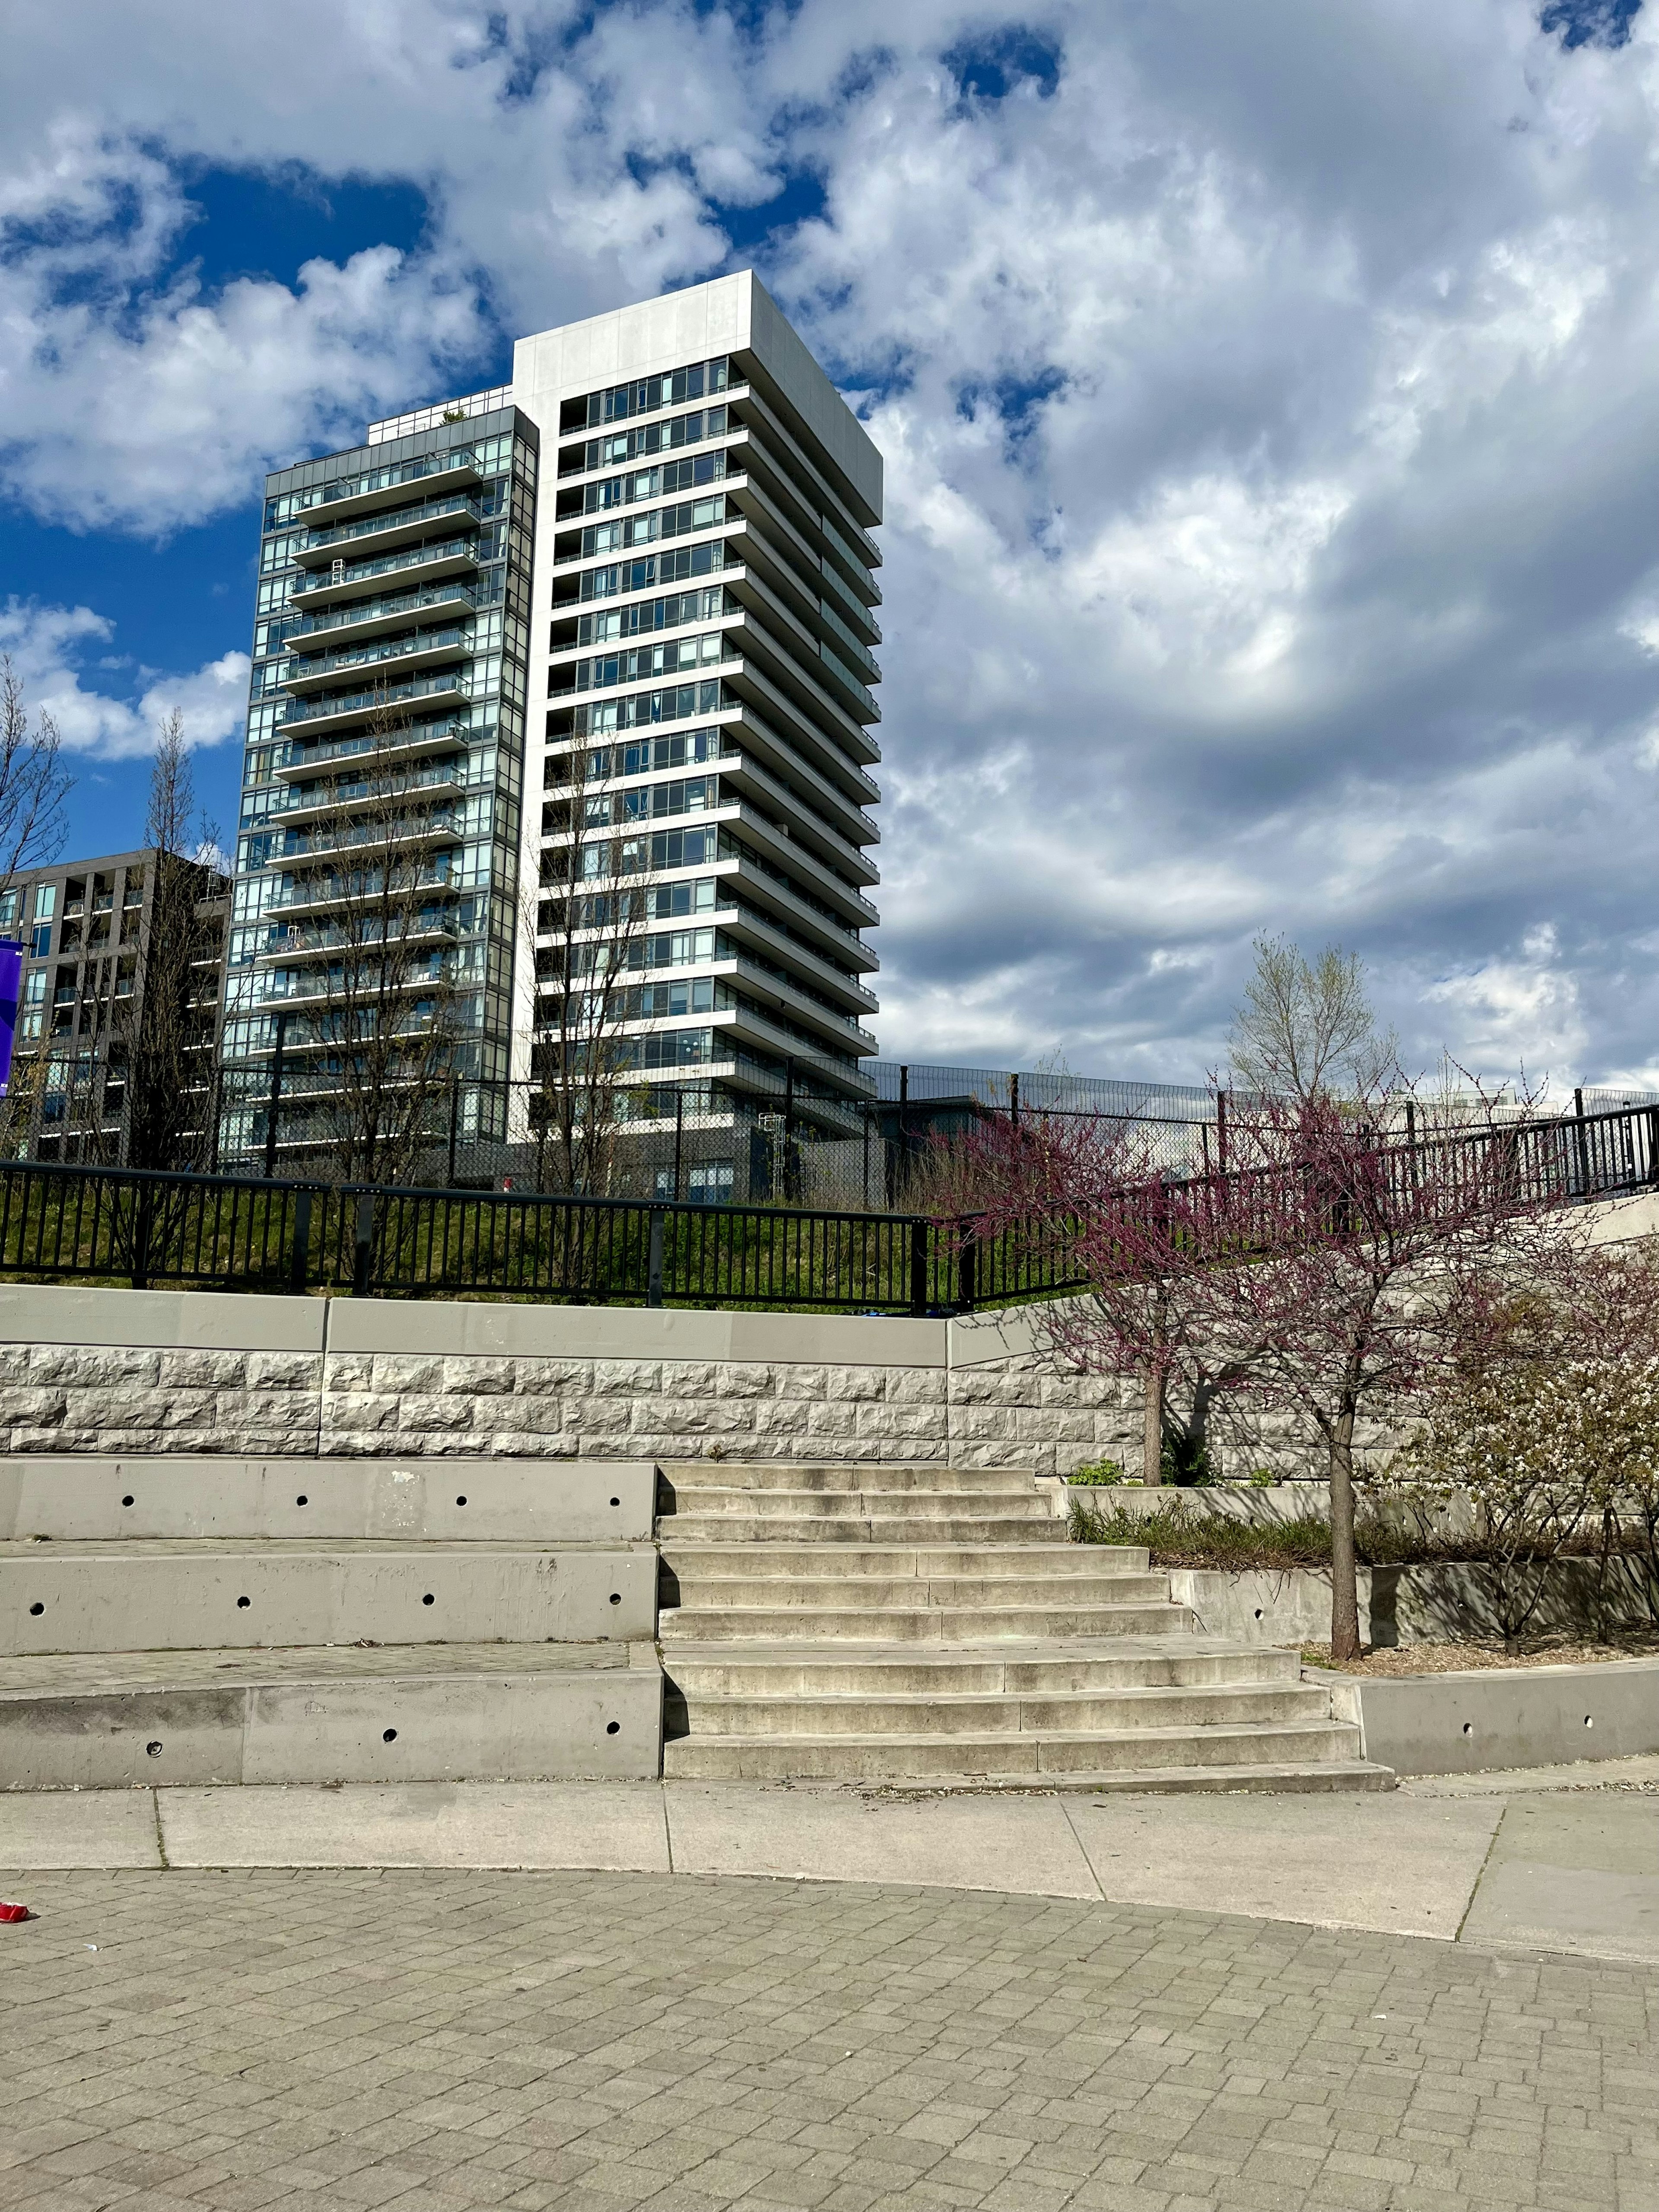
[
  {"x1": 663, "y1": 1716, "x2": 1367, "y2": 1781},
  {"x1": 0, "y1": 1538, "x2": 656, "y2": 1653},
  {"x1": 658, "y1": 1543, "x2": 1150, "y2": 1576},
  {"x1": 661, "y1": 1462, "x2": 1037, "y2": 1495},
  {"x1": 671, "y1": 1682, "x2": 1335, "y2": 1738},
  {"x1": 661, "y1": 1641, "x2": 1303, "y2": 1697},
  {"x1": 663, "y1": 1572, "x2": 1175, "y2": 1610},
  {"x1": 0, "y1": 1641, "x2": 662, "y2": 1788},
  {"x1": 0, "y1": 1456, "x2": 656, "y2": 1544},
  {"x1": 660, "y1": 1602, "x2": 1193, "y2": 1642},
  {"x1": 663, "y1": 1488, "x2": 1057, "y2": 1520},
  {"x1": 659, "y1": 1515, "x2": 1068, "y2": 1545},
  {"x1": 863, "y1": 1761, "x2": 1396, "y2": 1797}
]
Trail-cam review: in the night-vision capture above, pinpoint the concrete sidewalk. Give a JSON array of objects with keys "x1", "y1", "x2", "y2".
[{"x1": 4, "y1": 1757, "x2": 1656, "y2": 1964}]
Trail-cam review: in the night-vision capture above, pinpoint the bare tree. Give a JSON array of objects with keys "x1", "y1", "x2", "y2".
[
  {"x1": 112, "y1": 714, "x2": 225, "y2": 1170},
  {"x1": 292, "y1": 695, "x2": 465, "y2": 1185},
  {"x1": 531, "y1": 734, "x2": 661, "y2": 1195},
  {"x1": 1227, "y1": 935, "x2": 1400, "y2": 1103},
  {"x1": 0, "y1": 656, "x2": 71, "y2": 901}
]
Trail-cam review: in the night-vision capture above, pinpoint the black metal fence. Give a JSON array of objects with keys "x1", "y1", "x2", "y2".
[{"x1": 2, "y1": 1097, "x2": 1656, "y2": 1315}]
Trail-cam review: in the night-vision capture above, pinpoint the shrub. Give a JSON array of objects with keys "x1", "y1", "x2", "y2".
[{"x1": 1068, "y1": 1456, "x2": 1135, "y2": 1487}]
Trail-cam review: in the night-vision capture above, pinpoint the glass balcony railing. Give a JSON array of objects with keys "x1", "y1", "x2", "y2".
[
  {"x1": 308, "y1": 448, "x2": 477, "y2": 515},
  {"x1": 299, "y1": 493, "x2": 483, "y2": 559},
  {"x1": 281, "y1": 672, "x2": 472, "y2": 728},
  {"x1": 281, "y1": 625, "x2": 470, "y2": 690},
  {"x1": 259, "y1": 910, "x2": 461, "y2": 959},
  {"x1": 270, "y1": 763, "x2": 466, "y2": 819},
  {"x1": 276, "y1": 721, "x2": 469, "y2": 778},
  {"x1": 283, "y1": 581, "x2": 477, "y2": 647},
  {"x1": 275, "y1": 806, "x2": 465, "y2": 861},
  {"x1": 289, "y1": 539, "x2": 479, "y2": 601}
]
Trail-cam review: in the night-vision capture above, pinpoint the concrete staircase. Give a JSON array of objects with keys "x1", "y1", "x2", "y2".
[
  {"x1": 658, "y1": 1459, "x2": 1392, "y2": 1790},
  {"x1": 0, "y1": 1456, "x2": 662, "y2": 1788}
]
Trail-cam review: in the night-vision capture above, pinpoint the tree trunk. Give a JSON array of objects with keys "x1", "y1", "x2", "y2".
[
  {"x1": 1142, "y1": 1364, "x2": 1166, "y2": 1486},
  {"x1": 1328, "y1": 1404, "x2": 1362, "y2": 1664}
]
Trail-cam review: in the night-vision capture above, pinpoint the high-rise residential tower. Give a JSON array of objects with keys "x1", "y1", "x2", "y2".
[{"x1": 220, "y1": 272, "x2": 881, "y2": 1190}]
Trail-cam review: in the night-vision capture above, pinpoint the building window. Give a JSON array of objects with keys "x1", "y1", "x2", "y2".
[
  {"x1": 33, "y1": 885, "x2": 57, "y2": 921},
  {"x1": 30, "y1": 922, "x2": 51, "y2": 958}
]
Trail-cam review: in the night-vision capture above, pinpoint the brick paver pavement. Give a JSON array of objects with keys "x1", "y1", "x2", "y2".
[{"x1": 1, "y1": 1869, "x2": 1655, "y2": 2212}]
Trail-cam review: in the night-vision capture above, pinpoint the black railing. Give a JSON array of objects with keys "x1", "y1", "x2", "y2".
[{"x1": 1, "y1": 1099, "x2": 1656, "y2": 1313}]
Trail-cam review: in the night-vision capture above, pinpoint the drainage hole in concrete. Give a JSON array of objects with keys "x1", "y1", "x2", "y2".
[
  {"x1": 146, "y1": 1741, "x2": 163, "y2": 1758},
  {"x1": 1462, "y1": 1722, "x2": 1473, "y2": 1735},
  {"x1": 422, "y1": 1592, "x2": 435, "y2": 1605},
  {"x1": 606, "y1": 1722, "x2": 620, "y2": 1735},
  {"x1": 1253, "y1": 1608, "x2": 1262, "y2": 1620},
  {"x1": 609, "y1": 1592, "x2": 622, "y2": 1605},
  {"x1": 383, "y1": 1729, "x2": 397, "y2": 1743},
  {"x1": 610, "y1": 1497, "x2": 620, "y2": 1507},
  {"x1": 296, "y1": 1495, "x2": 309, "y2": 1507},
  {"x1": 1585, "y1": 1714, "x2": 1594, "y2": 1727},
  {"x1": 236, "y1": 1595, "x2": 251, "y2": 1609},
  {"x1": 29, "y1": 1602, "x2": 43, "y2": 1616},
  {"x1": 455, "y1": 1495, "x2": 467, "y2": 1506},
  {"x1": 121, "y1": 1495, "x2": 134, "y2": 1508}
]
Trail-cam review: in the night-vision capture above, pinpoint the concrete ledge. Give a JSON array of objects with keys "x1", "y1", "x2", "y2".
[
  {"x1": 0, "y1": 1285, "x2": 326, "y2": 1353},
  {"x1": 327, "y1": 1301, "x2": 948, "y2": 1367},
  {"x1": 1323, "y1": 1658, "x2": 1659, "y2": 1776},
  {"x1": 0, "y1": 1456, "x2": 658, "y2": 1544},
  {"x1": 0, "y1": 1651, "x2": 663, "y2": 1788},
  {"x1": 1170, "y1": 1563, "x2": 1655, "y2": 1646}
]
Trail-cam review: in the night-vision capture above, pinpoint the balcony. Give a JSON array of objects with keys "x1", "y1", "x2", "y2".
[
  {"x1": 294, "y1": 494, "x2": 483, "y2": 566},
  {"x1": 280, "y1": 673, "x2": 472, "y2": 738},
  {"x1": 282, "y1": 627, "x2": 472, "y2": 696},
  {"x1": 301, "y1": 452, "x2": 481, "y2": 527},
  {"x1": 277, "y1": 804, "x2": 465, "y2": 859},
  {"x1": 288, "y1": 540, "x2": 479, "y2": 612},
  {"x1": 270, "y1": 762, "x2": 467, "y2": 829},
  {"x1": 256, "y1": 910, "x2": 462, "y2": 963},
  {"x1": 276, "y1": 721, "x2": 470, "y2": 781},
  {"x1": 266, "y1": 868, "x2": 460, "y2": 922},
  {"x1": 283, "y1": 581, "x2": 477, "y2": 652}
]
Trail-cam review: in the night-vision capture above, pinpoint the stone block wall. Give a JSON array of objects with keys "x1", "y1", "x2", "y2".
[
  {"x1": 0, "y1": 1286, "x2": 1348, "y2": 1475},
  {"x1": 0, "y1": 1289, "x2": 325, "y2": 1456},
  {"x1": 318, "y1": 1348, "x2": 950, "y2": 1462}
]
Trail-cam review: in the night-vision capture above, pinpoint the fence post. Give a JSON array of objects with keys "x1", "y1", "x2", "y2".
[
  {"x1": 352, "y1": 1191, "x2": 376, "y2": 1298},
  {"x1": 263, "y1": 1011, "x2": 288, "y2": 1180},
  {"x1": 1215, "y1": 1087, "x2": 1227, "y2": 1175},
  {"x1": 130, "y1": 1182, "x2": 152, "y2": 1291},
  {"x1": 646, "y1": 1207, "x2": 665, "y2": 1308},
  {"x1": 289, "y1": 1188, "x2": 312, "y2": 1295},
  {"x1": 956, "y1": 1220, "x2": 977, "y2": 1312},
  {"x1": 1649, "y1": 1106, "x2": 1659, "y2": 1188},
  {"x1": 909, "y1": 1217, "x2": 928, "y2": 1317},
  {"x1": 1573, "y1": 1085, "x2": 1590, "y2": 1198},
  {"x1": 447, "y1": 1075, "x2": 460, "y2": 1189},
  {"x1": 1010, "y1": 1073, "x2": 1020, "y2": 1130},
  {"x1": 673, "y1": 1087, "x2": 683, "y2": 1201}
]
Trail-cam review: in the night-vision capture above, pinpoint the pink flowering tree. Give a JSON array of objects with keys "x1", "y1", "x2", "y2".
[{"x1": 966, "y1": 1085, "x2": 1573, "y2": 1662}]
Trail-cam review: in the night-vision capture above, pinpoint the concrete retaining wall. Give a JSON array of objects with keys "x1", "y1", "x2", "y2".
[
  {"x1": 1171, "y1": 1561, "x2": 1655, "y2": 1646},
  {"x1": 1322, "y1": 1657, "x2": 1659, "y2": 1775}
]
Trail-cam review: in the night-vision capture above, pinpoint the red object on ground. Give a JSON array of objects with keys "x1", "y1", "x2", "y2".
[{"x1": 0, "y1": 1901, "x2": 30, "y2": 1923}]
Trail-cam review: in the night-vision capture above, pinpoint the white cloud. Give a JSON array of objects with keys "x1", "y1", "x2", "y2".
[{"x1": 0, "y1": 600, "x2": 248, "y2": 760}]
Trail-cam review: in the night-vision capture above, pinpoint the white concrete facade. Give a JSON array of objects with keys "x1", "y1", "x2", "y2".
[{"x1": 506, "y1": 271, "x2": 885, "y2": 1195}]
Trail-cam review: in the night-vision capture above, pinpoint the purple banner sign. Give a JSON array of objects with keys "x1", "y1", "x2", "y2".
[{"x1": 0, "y1": 941, "x2": 23, "y2": 1097}]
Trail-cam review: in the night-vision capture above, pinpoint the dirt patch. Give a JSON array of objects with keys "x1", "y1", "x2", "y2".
[{"x1": 1302, "y1": 1635, "x2": 1659, "y2": 1676}]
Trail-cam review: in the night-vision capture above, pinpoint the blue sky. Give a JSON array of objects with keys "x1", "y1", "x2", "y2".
[{"x1": 3, "y1": 0, "x2": 1657, "y2": 1091}]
